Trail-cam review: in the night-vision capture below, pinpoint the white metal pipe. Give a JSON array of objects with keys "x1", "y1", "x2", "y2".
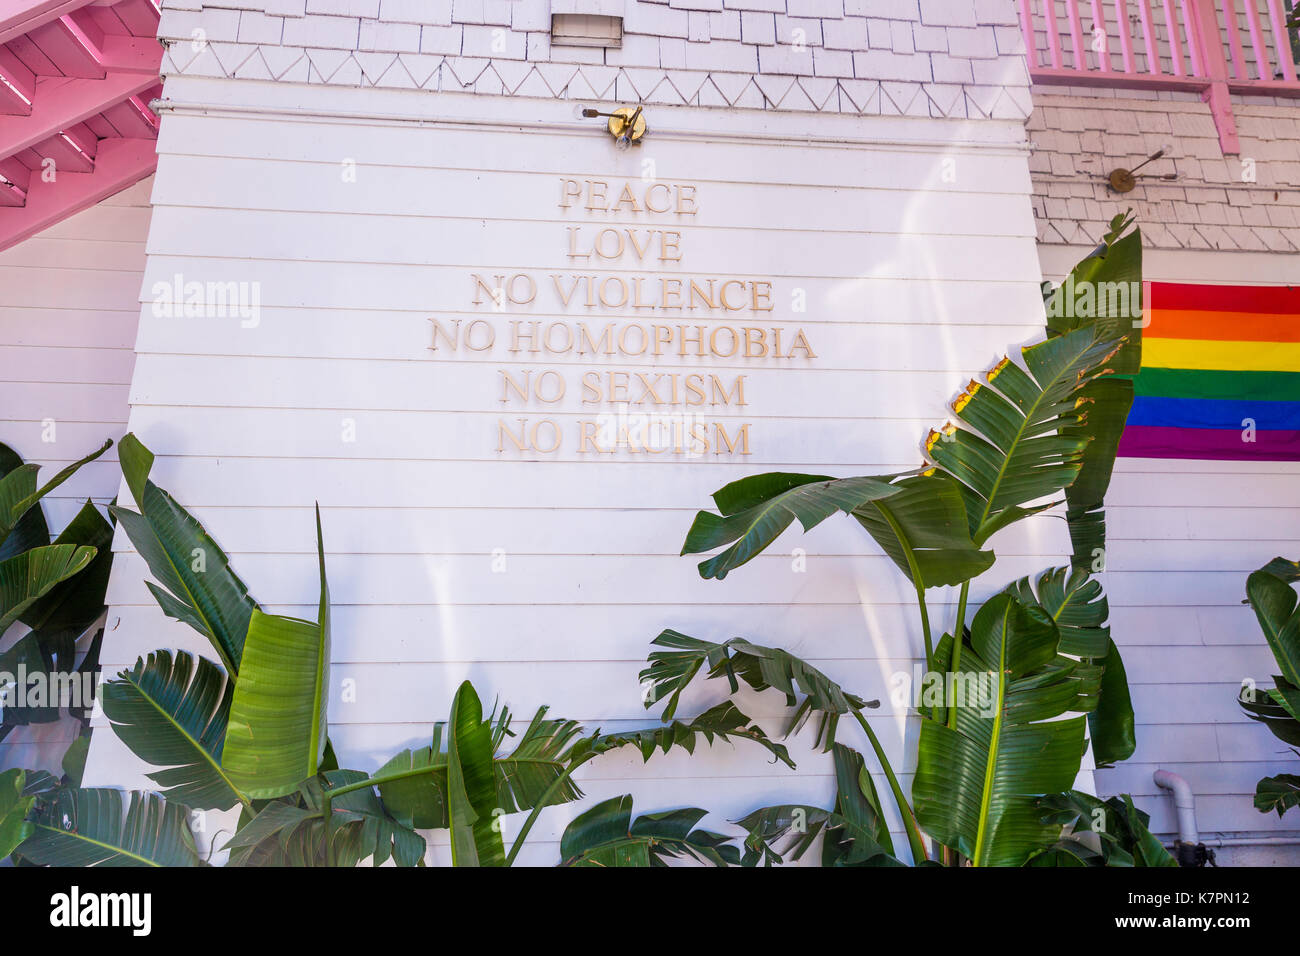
[{"x1": 1153, "y1": 769, "x2": 1200, "y2": 845}]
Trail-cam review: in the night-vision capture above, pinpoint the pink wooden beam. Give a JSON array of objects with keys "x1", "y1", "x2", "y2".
[
  {"x1": 0, "y1": 134, "x2": 154, "y2": 250},
  {"x1": 0, "y1": 0, "x2": 92, "y2": 46},
  {"x1": 1181, "y1": 0, "x2": 1205, "y2": 74},
  {"x1": 0, "y1": 156, "x2": 30, "y2": 191},
  {"x1": 1136, "y1": 0, "x2": 1161, "y2": 73},
  {"x1": 1116, "y1": 0, "x2": 1137, "y2": 72},
  {"x1": 0, "y1": 46, "x2": 36, "y2": 114},
  {"x1": 1242, "y1": 0, "x2": 1270, "y2": 79},
  {"x1": 60, "y1": 8, "x2": 160, "y2": 74},
  {"x1": 26, "y1": 17, "x2": 104, "y2": 78},
  {"x1": 1221, "y1": 0, "x2": 1249, "y2": 79},
  {"x1": 1164, "y1": 0, "x2": 1188, "y2": 75},
  {"x1": 1018, "y1": 0, "x2": 1038, "y2": 69},
  {"x1": 1189, "y1": 0, "x2": 1241, "y2": 153},
  {"x1": 1067, "y1": 0, "x2": 1088, "y2": 67},
  {"x1": 34, "y1": 129, "x2": 95, "y2": 172},
  {"x1": 1264, "y1": 0, "x2": 1297, "y2": 82},
  {"x1": 1029, "y1": 64, "x2": 1212, "y2": 89},
  {"x1": 0, "y1": 71, "x2": 157, "y2": 158},
  {"x1": 1044, "y1": 0, "x2": 1065, "y2": 68},
  {"x1": 1091, "y1": 0, "x2": 1112, "y2": 70}
]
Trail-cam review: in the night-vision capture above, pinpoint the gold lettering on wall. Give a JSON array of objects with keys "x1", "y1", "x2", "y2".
[{"x1": 431, "y1": 177, "x2": 816, "y2": 459}]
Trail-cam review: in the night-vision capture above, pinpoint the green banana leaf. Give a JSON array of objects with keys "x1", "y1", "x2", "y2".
[
  {"x1": 220, "y1": 507, "x2": 329, "y2": 799},
  {"x1": 1240, "y1": 559, "x2": 1300, "y2": 809},
  {"x1": 0, "y1": 631, "x2": 58, "y2": 726},
  {"x1": 376, "y1": 699, "x2": 789, "y2": 832},
  {"x1": 373, "y1": 739, "x2": 450, "y2": 829},
  {"x1": 110, "y1": 433, "x2": 257, "y2": 675},
  {"x1": 912, "y1": 593, "x2": 1090, "y2": 866},
  {"x1": 0, "y1": 444, "x2": 48, "y2": 561},
  {"x1": 558, "y1": 794, "x2": 738, "y2": 867},
  {"x1": 18, "y1": 499, "x2": 112, "y2": 636},
  {"x1": 61, "y1": 733, "x2": 90, "y2": 788},
  {"x1": 0, "y1": 543, "x2": 97, "y2": 633},
  {"x1": 222, "y1": 802, "x2": 321, "y2": 866},
  {"x1": 0, "y1": 769, "x2": 35, "y2": 860},
  {"x1": 1007, "y1": 566, "x2": 1112, "y2": 658},
  {"x1": 224, "y1": 771, "x2": 424, "y2": 866},
  {"x1": 445, "y1": 680, "x2": 506, "y2": 867},
  {"x1": 639, "y1": 629, "x2": 872, "y2": 748},
  {"x1": 851, "y1": 473, "x2": 995, "y2": 589},
  {"x1": 0, "y1": 440, "x2": 111, "y2": 553},
  {"x1": 681, "y1": 472, "x2": 900, "y2": 579},
  {"x1": 1240, "y1": 675, "x2": 1300, "y2": 745},
  {"x1": 1006, "y1": 566, "x2": 1135, "y2": 766},
  {"x1": 1034, "y1": 790, "x2": 1176, "y2": 866},
  {"x1": 18, "y1": 788, "x2": 200, "y2": 866},
  {"x1": 1246, "y1": 560, "x2": 1300, "y2": 700},
  {"x1": 1044, "y1": 216, "x2": 1144, "y2": 571},
  {"x1": 738, "y1": 743, "x2": 900, "y2": 867},
  {"x1": 1254, "y1": 774, "x2": 1300, "y2": 817},
  {"x1": 574, "y1": 701, "x2": 795, "y2": 768},
  {"x1": 925, "y1": 326, "x2": 1126, "y2": 546},
  {"x1": 101, "y1": 649, "x2": 244, "y2": 812}
]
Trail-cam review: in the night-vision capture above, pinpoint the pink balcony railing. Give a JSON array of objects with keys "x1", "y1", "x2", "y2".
[{"x1": 1017, "y1": 0, "x2": 1300, "y2": 152}]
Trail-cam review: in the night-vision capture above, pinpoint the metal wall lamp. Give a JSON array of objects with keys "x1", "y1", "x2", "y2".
[{"x1": 581, "y1": 106, "x2": 647, "y2": 149}]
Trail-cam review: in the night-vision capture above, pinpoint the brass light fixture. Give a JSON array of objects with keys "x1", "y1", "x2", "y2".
[
  {"x1": 1106, "y1": 149, "x2": 1177, "y2": 193},
  {"x1": 582, "y1": 106, "x2": 647, "y2": 149}
]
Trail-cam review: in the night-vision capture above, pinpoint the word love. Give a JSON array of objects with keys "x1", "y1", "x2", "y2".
[{"x1": 566, "y1": 225, "x2": 682, "y2": 263}]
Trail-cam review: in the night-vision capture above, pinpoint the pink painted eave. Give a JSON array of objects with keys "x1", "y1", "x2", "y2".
[
  {"x1": 0, "y1": 133, "x2": 154, "y2": 249},
  {"x1": 0, "y1": 71, "x2": 158, "y2": 158},
  {"x1": 0, "y1": 0, "x2": 94, "y2": 47}
]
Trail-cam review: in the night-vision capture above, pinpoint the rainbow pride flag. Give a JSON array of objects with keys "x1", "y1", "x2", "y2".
[{"x1": 1117, "y1": 282, "x2": 1300, "y2": 461}]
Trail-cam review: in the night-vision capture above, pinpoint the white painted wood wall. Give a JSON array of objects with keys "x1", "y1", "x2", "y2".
[{"x1": 78, "y1": 76, "x2": 1081, "y2": 865}]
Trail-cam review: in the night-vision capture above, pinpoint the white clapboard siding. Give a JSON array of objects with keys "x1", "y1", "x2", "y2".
[
  {"x1": 80, "y1": 81, "x2": 1080, "y2": 853},
  {"x1": 0, "y1": 178, "x2": 152, "y2": 774}
]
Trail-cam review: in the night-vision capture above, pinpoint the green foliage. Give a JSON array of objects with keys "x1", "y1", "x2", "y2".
[
  {"x1": 225, "y1": 770, "x2": 423, "y2": 867},
  {"x1": 1254, "y1": 774, "x2": 1300, "y2": 817},
  {"x1": 1034, "y1": 790, "x2": 1177, "y2": 867},
  {"x1": 18, "y1": 788, "x2": 201, "y2": 867},
  {"x1": 912, "y1": 594, "x2": 1090, "y2": 866},
  {"x1": 1238, "y1": 557, "x2": 1300, "y2": 817},
  {"x1": 0, "y1": 769, "x2": 35, "y2": 859},
  {"x1": 1005, "y1": 566, "x2": 1135, "y2": 765},
  {"x1": 100, "y1": 649, "x2": 242, "y2": 811},
  {"x1": 1043, "y1": 213, "x2": 1144, "y2": 572},
  {"x1": 221, "y1": 507, "x2": 330, "y2": 799},
  {"x1": 558, "y1": 794, "x2": 739, "y2": 867},
  {"x1": 110, "y1": 433, "x2": 257, "y2": 675},
  {"x1": 681, "y1": 473, "x2": 899, "y2": 579},
  {"x1": 737, "y1": 744, "x2": 900, "y2": 867},
  {"x1": 639, "y1": 629, "x2": 873, "y2": 749},
  {"x1": 0, "y1": 441, "x2": 113, "y2": 754}
]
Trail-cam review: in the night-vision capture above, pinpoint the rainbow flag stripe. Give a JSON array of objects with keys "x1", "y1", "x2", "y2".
[{"x1": 1117, "y1": 282, "x2": 1300, "y2": 461}]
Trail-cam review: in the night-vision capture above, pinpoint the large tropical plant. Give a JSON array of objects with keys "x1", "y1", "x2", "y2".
[
  {"x1": 665, "y1": 218, "x2": 1148, "y2": 865},
  {"x1": 8, "y1": 434, "x2": 783, "y2": 867},
  {"x1": 1238, "y1": 556, "x2": 1300, "y2": 817}
]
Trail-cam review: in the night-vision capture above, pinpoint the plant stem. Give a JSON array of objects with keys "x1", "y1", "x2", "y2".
[
  {"x1": 947, "y1": 580, "x2": 970, "y2": 731},
  {"x1": 504, "y1": 753, "x2": 597, "y2": 867},
  {"x1": 853, "y1": 710, "x2": 927, "y2": 865}
]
